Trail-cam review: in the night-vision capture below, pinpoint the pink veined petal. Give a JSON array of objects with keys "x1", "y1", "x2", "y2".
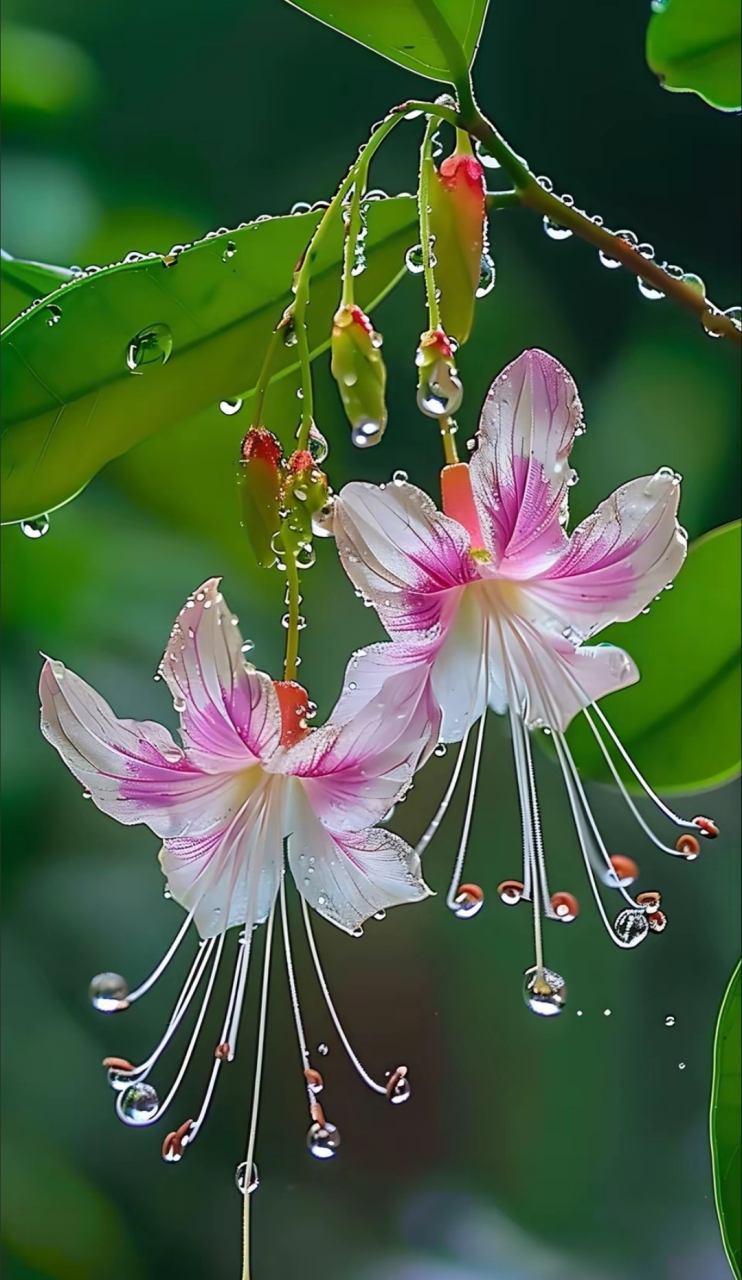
[
  {"x1": 328, "y1": 632, "x2": 442, "y2": 727},
  {"x1": 283, "y1": 779, "x2": 431, "y2": 934},
  {"x1": 274, "y1": 666, "x2": 440, "y2": 831},
  {"x1": 531, "y1": 471, "x2": 687, "y2": 638},
  {"x1": 161, "y1": 773, "x2": 283, "y2": 938},
  {"x1": 431, "y1": 587, "x2": 495, "y2": 742},
  {"x1": 39, "y1": 658, "x2": 244, "y2": 839},
  {"x1": 469, "y1": 349, "x2": 583, "y2": 573},
  {"x1": 161, "y1": 578, "x2": 280, "y2": 772},
  {"x1": 334, "y1": 480, "x2": 477, "y2": 638}
]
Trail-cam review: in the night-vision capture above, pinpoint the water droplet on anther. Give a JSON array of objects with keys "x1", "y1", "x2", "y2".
[
  {"x1": 451, "y1": 884, "x2": 484, "y2": 919},
  {"x1": 89, "y1": 972, "x2": 129, "y2": 1012},
  {"x1": 613, "y1": 908, "x2": 650, "y2": 947},
  {"x1": 235, "y1": 1162, "x2": 259, "y2": 1193},
  {"x1": 21, "y1": 514, "x2": 50, "y2": 539},
  {"x1": 389, "y1": 1075, "x2": 411, "y2": 1104},
  {"x1": 523, "y1": 967, "x2": 567, "y2": 1017},
  {"x1": 497, "y1": 880, "x2": 523, "y2": 906},
  {"x1": 119, "y1": 1082, "x2": 159, "y2": 1125},
  {"x1": 307, "y1": 1121, "x2": 340, "y2": 1158},
  {"x1": 220, "y1": 398, "x2": 243, "y2": 415},
  {"x1": 126, "y1": 323, "x2": 173, "y2": 372}
]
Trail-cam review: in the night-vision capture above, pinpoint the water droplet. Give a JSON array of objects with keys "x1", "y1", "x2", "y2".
[
  {"x1": 537, "y1": 175, "x2": 553, "y2": 191},
  {"x1": 475, "y1": 253, "x2": 496, "y2": 297},
  {"x1": 651, "y1": 0, "x2": 671, "y2": 12},
  {"x1": 126, "y1": 323, "x2": 173, "y2": 372},
  {"x1": 20, "y1": 514, "x2": 50, "y2": 539},
  {"x1": 497, "y1": 880, "x2": 524, "y2": 906},
  {"x1": 403, "y1": 107, "x2": 424, "y2": 119},
  {"x1": 162, "y1": 744, "x2": 184, "y2": 763},
  {"x1": 543, "y1": 217, "x2": 573, "y2": 241},
  {"x1": 599, "y1": 248, "x2": 622, "y2": 269},
  {"x1": 665, "y1": 1016, "x2": 675, "y2": 1026},
  {"x1": 724, "y1": 305, "x2": 742, "y2": 330},
  {"x1": 107, "y1": 1066, "x2": 136, "y2": 1091},
  {"x1": 678, "y1": 1061, "x2": 686, "y2": 1070},
  {"x1": 450, "y1": 885, "x2": 484, "y2": 919},
  {"x1": 283, "y1": 326, "x2": 298, "y2": 347},
  {"x1": 405, "y1": 244, "x2": 425, "y2": 274},
  {"x1": 604, "y1": 1009, "x2": 612, "y2": 1017},
  {"x1": 308, "y1": 423, "x2": 329, "y2": 463},
  {"x1": 392, "y1": 470, "x2": 408, "y2": 486},
  {"x1": 373, "y1": 909, "x2": 386, "y2": 922},
  {"x1": 45, "y1": 303, "x2": 62, "y2": 326},
  {"x1": 613, "y1": 908, "x2": 650, "y2": 947},
  {"x1": 291, "y1": 201, "x2": 312, "y2": 216},
  {"x1": 119, "y1": 1082, "x2": 159, "y2": 1126},
  {"x1": 307, "y1": 1121, "x2": 340, "y2": 1159},
  {"x1": 523, "y1": 967, "x2": 567, "y2": 1017},
  {"x1": 638, "y1": 278, "x2": 665, "y2": 300},
  {"x1": 235, "y1": 1162, "x2": 259, "y2": 1193},
  {"x1": 89, "y1": 972, "x2": 129, "y2": 1013},
  {"x1": 681, "y1": 271, "x2": 706, "y2": 297},
  {"x1": 173, "y1": 696, "x2": 186, "y2": 713},
  {"x1": 351, "y1": 420, "x2": 384, "y2": 448},
  {"x1": 434, "y1": 743, "x2": 447, "y2": 757},
  {"x1": 474, "y1": 141, "x2": 501, "y2": 169},
  {"x1": 576, "y1": 1010, "x2": 583, "y2": 1017},
  {"x1": 417, "y1": 364, "x2": 463, "y2": 418},
  {"x1": 222, "y1": 240, "x2": 237, "y2": 262},
  {"x1": 389, "y1": 1075, "x2": 411, "y2": 1104},
  {"x1": 318, "y1": 1043, "x2": 329, "y2": 1056},
  {"x1": 220, "y1": 398, "x2": 243, "y2": 415},
  {"x1": 241, "y1": 640, "x2": 255, "y2": 654}
]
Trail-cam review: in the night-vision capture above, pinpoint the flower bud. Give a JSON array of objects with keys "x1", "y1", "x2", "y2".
[
  {"x1": 415, "y1": 328, "x2": 463, "y2": 418},
  {"x1": 238, "y1": 428, "x2": 285, "y2": 568},
  {"x1": 330, "y1": 304, "x2": 387, "y2": 448},
  {"x1": 428, "y1": 132, "x2": 486, "y2": 344},
  {"x1": 281, "y1": 449, "x2": 329, "y2": 554}
]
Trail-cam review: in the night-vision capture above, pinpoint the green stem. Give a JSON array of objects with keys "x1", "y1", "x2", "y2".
[
  {"x1": 419, "y1": 116, "x2": 442, "y2": 332},
  {"x1": 282, "y1": 537, "x2": 301, "y2": 682},
  {"x1": 439, "y1": 415, "x2": 459, "y2": 465},
  {"x1": 412, "y1": 0, "x2": 476, "y2": 119},
  {"x1": 251, "y1": 324, "x2": 283, "y2": 428},
  {"x1": 341, "y1": 165, "x2": 367, "y2": 308}
]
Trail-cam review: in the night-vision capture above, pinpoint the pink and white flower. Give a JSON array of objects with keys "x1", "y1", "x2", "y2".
[
  {"x1": 39, "y1": 578, "x2": 436, "y2": 1164},
  {"x1": 331, "y1": 350, "x2": 717, "y2": 1010}
]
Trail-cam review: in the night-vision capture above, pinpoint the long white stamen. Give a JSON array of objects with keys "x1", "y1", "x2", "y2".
[
  {"x1": 241, "y1": 901, "x2": 276, "y2": 1280},
  {"x1": 508, "y1": 701, "x2": 533, "y2": 900},
  {"x1": 521, "y1": 720, "x2": 552, "y2": 912},
  {"x1": 445, "y1": 707, "x2": 487, "y2": 909},
  {"x1": 300, "y1": 896, "x2": 387, "y2": 1096},
  {"x1": 125, "y1": 937, "x2": 217, "y2": 1081},
  {"x1": 127, "y1": 906, "x2": 197, "y2": 1003},
  {"x1": 187, "y1": 932, "x2": 252, "y2": 1144},
  {"x1": 554, "y1": 729, "x2": 638, "y2": 908},
  {"x1": 581, "y1": 708, "x2": 689, "y2": 856},
  {"x1": 509, "y1": 708, "x2": 544, "y2": 972},
  {"x1": 589, "y1": 702, "x2": 700, "y2": 831},
  {"x1": 415, "y1": 727, "x2": 471, "y2": 857},
  {"x1": 279, "y1": 871, "x2": 310, "y2": 1073}
]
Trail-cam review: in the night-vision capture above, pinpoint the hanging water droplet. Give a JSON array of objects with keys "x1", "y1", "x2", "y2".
[
  {"x1": 523, "y1": 967, "x2": 567, "y2": 1017},
  {"x1": 392, "y1": 470, "x2": 408, "y2": 486},
  {"x1": 724, "y1": 305, "x2": 742, "y2": 330},
  {"x1": 235, "y1": 1162, "x2": 259, "y2": 1193},
  {"x1": 474, "y1": 141, "x2": 501, "y2": 169},
  {"x1": 173, "y1": 696, "x2": 186, "y2": 713},
  {"x1": 20, "y1": 514, "x2": 50, "y2": 539},
  {"x1": 220, "y1": 398, "x2": 243, "y2": 415},
  {"x1": 404, "y1": 244, "x2": 425, "y2": 274},
  {"x1": 434, "y1": 742, "x2": 447, "y2": 757},
  {"x1": 389, "y1": 1075, "x2": 411, "y2": 1104},
  {"x1": 613, "y1": 908, "x2": 650, "y2": 947},
  {"x1": 241, "y1": 640, "x2": 255, "y2": 654},
  {"x1": 295, "y1": 546, "x2": 316, "y2": 570},
  {"x1": 604, "y1": 1009, "x2": 612, "y2": 1017},
  {"x1": 308, "y1": 423, "x2": 329, "y2": 463},
  {"x1": 222, "y1": 240, "x2": 237, "y2": 262},
  {"x1": 651, "y1": 0, "x2": 671, "y2": 12},
  {"x1": 475, "y1": 253, "x2": 496, "y2": 297},
  {"x1": 107, "y1": 1066, "x2": 136, "y2": 1091},
  {"x1": 119, "y1": 1082, "x2": 159, "y2": 1126},
  {"x1": 318, "y1": 1043, "x2": 329, "y2": 1056},
  {"x1": 307, "y1": 1121, "x2": 340, "y2": 1159},
  {"x1": 351, "y1": 420, "x2": 384, "y2": 448},
  {"x1": 45, "y1": 303, "x2": 62, "y2": 326},
  {"x1": 536, "y1": 175, "x2": 554, "y2": 191},
  {"x1": 126, "y1": 323, "x2": 173, "y2": 372},
  {"x1": 283, "y1": 325, "x2": 298, "y2": 347},
  {"x1": 665, "y1": 1015, "x2": 675, "y2": 1026},
  {"x1": 598, "y1": 248, "x2": 622, "y2": 269},
  {"x1": 543, "y1": 217, "x2": 573, "y2": 241},
  {"x1": 681, "y1": 271, "x2": 706, "y2": 297},
  {"x1": 678, "y1": 1061, "x2": 686, "y2": 1070},
  {"x1": 637, "y1": 278, "x2": 665, "y2": 300},
  {"x1": 89, "y1": 972, "x2": 129, "y2": 1013}
]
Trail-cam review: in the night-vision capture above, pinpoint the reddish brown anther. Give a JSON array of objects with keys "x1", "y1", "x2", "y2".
[
  {"x1": 162, "y1": 1118, "x2": 193, "y2": 1163},
  {"x1": 309, "y1": 1099, "x2": 326, "y2": 1125},
  {"x1": 304, "y1": 1068, "x2": 324, "y2": 1092},
  {"x1": 214, "y1": 1042, "x2": 230, "y2": 1061},
  {"x1": 647, "y1": 911, "x2": 667, "y2": 933},
  {"x1": 385, "y1": 1065, "x2": 408, "y2": 1100},
  {"x1": 636, "y1": 891, "x2": 662, "y2": 912},
  {"x1": 497, "y1": 879, "x2": 524, "y2": 906},
  {"x1": 458, "y1": 882, "x2": 483, "y2": 903},
  {"x1": 694, "y1": 816, "x2": 719, "y2": 839},
  {"x1": 609, "y1": 855, "x2": 639, "y2": 885},
  {"x1": 550, "y1": 891, "x2": 580, "y2": 922},
  {"x1": 102, "y1": 1056, "x2": 135, "y2": 1072},
  {"x1": 675, "y1": 834, "x2": 700, "y2": 859}
]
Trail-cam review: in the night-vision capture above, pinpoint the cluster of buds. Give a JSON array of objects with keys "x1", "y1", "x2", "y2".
[
  {"x1": 330, "y1": 303, "x2": 387, "y2": 448},
  {"x1": 427, "y1": 132, "x2": 487, "y2": 345},
  {"x1": 238, "y1": 427, "x2": 330, "y2": 569},
  {"x1": 415, "y1": 328, "x2": 463, "y2": 418}
]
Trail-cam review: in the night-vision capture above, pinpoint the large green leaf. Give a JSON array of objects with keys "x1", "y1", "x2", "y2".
[
  {"x1": 284, "y1": 0, "x2": 489, "y2": 80},
  {"x1": 647, "y1": 0, "x2": 741, "y2": 112},
  {"x1": 1, "y1": 197, "x2": 417, "y2": 525},
  {"x1": 711, "y1": 961, "x2": 741, "y2": 1280},
  {"x1": 566, "y1": 522, "x2": 741, "y2": 794}
]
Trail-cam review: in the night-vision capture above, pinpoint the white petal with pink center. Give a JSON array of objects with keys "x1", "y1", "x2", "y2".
[{"x1": 333, "y1": 349, "x2": 714, "y2": 1011}]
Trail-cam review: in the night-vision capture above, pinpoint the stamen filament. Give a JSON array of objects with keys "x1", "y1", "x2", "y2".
[
  {"x1": 445, "y1": 706, "x2": 487, "y2": 909},
  {"x1": 415, "y1": 726, "x2": 472, "y2": 857},
  {"x1": 126, "y1": 937, "x2": 217, "y2": 1081},
  {"x1": 300, "y1": 897, "x2": 387, "y2": 1096},
  {"x1": 279, "y1": 871, "x2": 310, "y2": 1074},
  {"x1": 127, "y1": 907, "x2": 197, "y2": 1003},
  {"x1": 589, "y1": 702, "x2": 700, "y2": 831},
  {"x1": 186, "y1": 932, "x2": 253, "y2": 1144},
  {"x1": 241, "y1": 901, "x2": 277, "y2": 1280}
]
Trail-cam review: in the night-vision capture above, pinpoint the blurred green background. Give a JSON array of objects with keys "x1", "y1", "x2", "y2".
[{"x1": 1, "y1": 1, "x2": 740, "y2": 1278}]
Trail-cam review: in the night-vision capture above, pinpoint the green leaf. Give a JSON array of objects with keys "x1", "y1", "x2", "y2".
[
  {"x1": 565, "y1": 522, "x2": 741, "y2": 794},
  {"x1": 1, "y1": 197, "x2": 417, "y2": 525},
  {"x1": 1, "y1": 249, "x2": 77, "y2": 297},
  {"x1": 711, "y1": 961, "x2": 741, "y2": 1280},
  {"x1": 284, "y1": 0, "x2": 489, "y2": 81},
  {"x1": 647, "y1": 0, "x2": 741, "y2": 112}
]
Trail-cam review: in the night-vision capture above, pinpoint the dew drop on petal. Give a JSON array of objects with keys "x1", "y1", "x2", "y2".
[
  {"x1": 119, "y1": 1082, "x2": 159, "y2": 1125},
  {"x1": 89, "y1": 972, "x2": 129, "y2": 1013},
  {"x1": 392, "y1": 470, "x2": 408, "y2": 486}
]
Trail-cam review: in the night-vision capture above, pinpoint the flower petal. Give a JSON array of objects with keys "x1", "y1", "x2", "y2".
[
  {"x1": 39, "y1": 658, "x2": 242, "y2": 838},
  {"x1": 161, "y1": 773, "x2": 282, "y2": 937},
  {"x1": 284, "y1": 779, "x2": 431, "y2": 933},
  {"x1": 432, "y1": 587, "x2": 495, "y2": 742},
  {"x1": 495, "y1": 629, "x2": 639, "y2": 731},
  {"x1": 161, "y1": 578, "x2": 280, "y2": 771},
  {"x1": 276, "y1": 666, "x2": 440, "y2": 830},
  {"x1": 334, "y1": 480, "x2": 476, "y2": 638},
  {"x1": 470, "y1": 349, "x2": 582, "y2": 572},
  {"x1": 532, "y1": 471, "x2": 687, "y2": 637}
]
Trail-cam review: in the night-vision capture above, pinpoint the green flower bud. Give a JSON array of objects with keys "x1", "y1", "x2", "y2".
[
  {"x1": 330, "y1": 304, "x2": 388, "y2": 448},
  {"x1": 238, "y1": 427, "x2": 285, "y2": 568},
  {"x1": 281, "y1": 448, "x2": 329, "y2": 556},
  {"x1": 428, "y1": 132, "x2": 487, "y2": 344}
]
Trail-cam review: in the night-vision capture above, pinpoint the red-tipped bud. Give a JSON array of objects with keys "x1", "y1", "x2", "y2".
[
  {"x1": 274, "y1": 680, "x2": 311, "y2": 748},
  {"x1": 281, "y1": 448, "x2": 330, "y2": 556},
  {"x1": 416, "y1": 328, "x2": 463, "y2": 419},
  {"x1": 428, "y1": 132, "x2": 488, "y2": 344},
  {"x1": 238, "y1": 427, "x2": 285, "y2": 569},
  {"x1": 330, "y1": 304, "x2": 387, "y2": 448}
]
